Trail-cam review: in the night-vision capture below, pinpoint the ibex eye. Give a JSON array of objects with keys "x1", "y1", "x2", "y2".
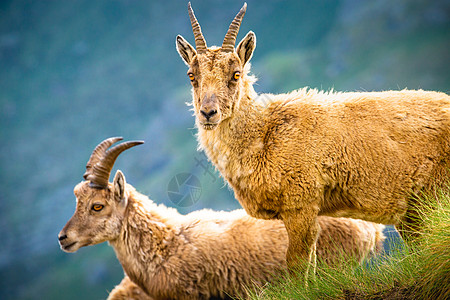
[
  {"x1": 92, "y1": 204, "x2": 104, "y2": 211},
  {"x1": 233, "y1": 71, "x2": 240, "y2": 80},
  {"x1": 188, "y1": 73, "x2": 195, "y2": 81}
]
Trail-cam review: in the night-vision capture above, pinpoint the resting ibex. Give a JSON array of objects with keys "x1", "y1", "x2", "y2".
[
  {"x1": 59, "y1": 137, "x2": 386, "y2": 299},
  {"x1": 176, "y1": 2, "x2": 450, "y2": 271}
]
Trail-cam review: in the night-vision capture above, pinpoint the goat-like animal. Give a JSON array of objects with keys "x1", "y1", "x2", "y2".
[
  {"x1": 176, "y1": 2, "x2": 450, "y2": 270},
  {"x1": 59, "y1": 137, "x2": 386, "y2": 299}
]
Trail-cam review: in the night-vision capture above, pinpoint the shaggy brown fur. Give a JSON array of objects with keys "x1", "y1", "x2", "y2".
[
  {"x1": 108, "y1": 276, "x2": 153, "y2": 300},
  {"x1": 176, "y1": 3, "x2": 450, "y2": 269},
  {"x1": 105, "y1": 206, "x2": 384, "y2": 300},
  {"x1": 59, "y1": 140, "x2": 386, "y2": 299},
  {"x1": 109, "y1": 213, "x2": 385, "y2": 300}
]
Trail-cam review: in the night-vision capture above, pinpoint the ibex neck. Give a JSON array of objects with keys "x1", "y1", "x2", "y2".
[
  {"x1": 229, "y1": 94, "x2": 263, "y2": 139},
  {"x1": 197, "y1": 88, "x2": 266, "y2": 177},
  {"x1": 110, "y1": 194, "x2": 179, "y2": 295}
]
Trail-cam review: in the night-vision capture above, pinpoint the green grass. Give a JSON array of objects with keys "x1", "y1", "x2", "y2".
[{"x1": 245, "y1": 189, "x2": 450, "y2": 300}]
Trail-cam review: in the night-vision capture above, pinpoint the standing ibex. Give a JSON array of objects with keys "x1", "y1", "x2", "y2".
[
  {"x1": 176, "y1": 2, "x2": 450, "y2": 271},
  {"x1": 59, "y1": 137, "x2": 386, "y2": 299}
]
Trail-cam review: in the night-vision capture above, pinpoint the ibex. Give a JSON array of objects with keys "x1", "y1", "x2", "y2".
[
  {"x1": 176, "y1": 2, "x2": 450, "y2": 271},
  {"x1": 59, "y1": 137, "x2": 386, "y2": 299}
]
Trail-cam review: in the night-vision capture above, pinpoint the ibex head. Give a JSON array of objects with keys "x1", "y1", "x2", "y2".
[
  {"x1": 58, "y1": 137, "x2": 143, "y2": 253},
  {"x1": 176, "y1": 2, "x2": 256, "y2": 130}
]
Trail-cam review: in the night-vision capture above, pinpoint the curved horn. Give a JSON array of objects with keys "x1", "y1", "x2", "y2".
[
  {"x1": 84, "y1": 137, "x2": 123, "y2": 180},
  {"x1": 188, "y1": 2, "x2": 207, "y2": 53},
  {"x1": 87, "y1": 140, "x2": 144, "y2": 189},
  {"x1": 222, "y1": 3, "x2": 247, "y2": 52}
]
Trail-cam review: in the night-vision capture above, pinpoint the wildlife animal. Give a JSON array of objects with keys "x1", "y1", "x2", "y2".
[
  {"x1": 59, "y1": 137, "x2": 386, "y2": 299},
  {"x1": 175, "y1": 2, "x2": 450, "y2": 270}
]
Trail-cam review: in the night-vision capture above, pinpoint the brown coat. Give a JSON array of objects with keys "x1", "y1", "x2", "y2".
[
  {"x1": 176, "y1": 3, "x2": 450, "y2": 268},
  {"x1": 107, "y1": 185, "x2": 384, "y2": 299}
]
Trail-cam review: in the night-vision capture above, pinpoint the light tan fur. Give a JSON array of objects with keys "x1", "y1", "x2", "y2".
[
  {"x1": 109, "y1": 217, "x2": 385, "y2": 300},
  {"x1": 176, "y1": 3, "x2": 450, "y2": 269},
  {"x1": 108, "y1": 276, "x2": 153, "y2": 300},
  {"x1": 59, "y1": 164, "x2": 386, "y2": 299}
]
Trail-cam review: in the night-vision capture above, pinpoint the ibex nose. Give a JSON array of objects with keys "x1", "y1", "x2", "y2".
[
  {"x1": 58, "y1": 234, "x2": 67, "y2": 241},
  {"x1": 200, "y1": 93, "x2": 218, "y2": 121},
  {"x1": 200, "y1": 108, "x2": 218, "y2": 120}
]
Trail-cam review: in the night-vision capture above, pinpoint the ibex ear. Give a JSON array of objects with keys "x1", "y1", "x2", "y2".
[
  {"x1": 236, "y1": 31, "x2": 256, "y2": 66},
  {"x1": 176, "y1": 35, "x2": 197, "y2": 65},
  {"x1": 113, "y1": 170, "x2": 127, "y2": 208}
]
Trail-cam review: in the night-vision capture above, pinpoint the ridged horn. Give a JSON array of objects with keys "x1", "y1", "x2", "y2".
[
  {"x1": 188, "y1": 2, "x2": 207, "y2": 53},
  {"x1": 86, "y1": 138, "x2": 144, "y2": 189},
  {"x1": 84, "y1": 137, "x2": 123, "y2": 180},
  {"x1": 222, "y1": 3, "x2": 247, "y2": 52}
]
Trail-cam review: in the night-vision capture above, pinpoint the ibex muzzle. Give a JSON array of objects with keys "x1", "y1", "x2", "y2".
[{"x1": 199, "y1": 93, "x2": 220, "y2": 125}]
